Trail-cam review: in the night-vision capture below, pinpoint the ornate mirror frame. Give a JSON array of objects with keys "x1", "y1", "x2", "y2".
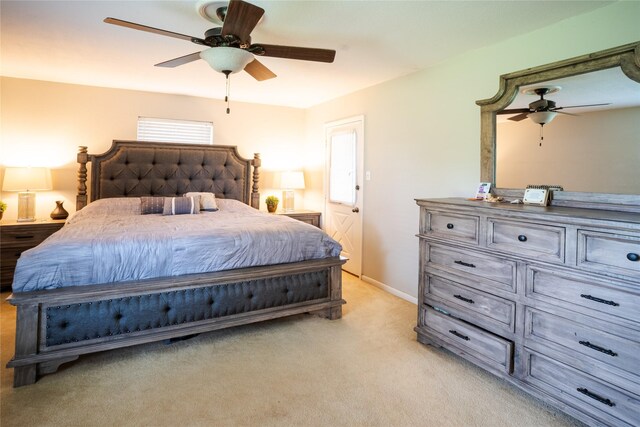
[{"x1": 476, "y1": 41, "x2": 640, "y2": 212}]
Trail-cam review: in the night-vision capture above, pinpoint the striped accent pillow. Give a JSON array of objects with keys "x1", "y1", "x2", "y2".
[
  {"x1": 162, "y1": 196, "x2": 200, "y2": 215},
  {"x1": 140, "y1": 197, "x2": 165, "y2": 214}
]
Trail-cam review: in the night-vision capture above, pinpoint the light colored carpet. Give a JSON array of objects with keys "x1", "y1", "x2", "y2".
[{"x1": 1, "y1": 273, "x2": 580, "y2": 426}]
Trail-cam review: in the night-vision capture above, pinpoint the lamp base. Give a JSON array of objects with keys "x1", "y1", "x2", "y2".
[
  {"x1": 17, "y1": 192, "x2": 36, "y2": 222},
  {"x1": 283, "y1": 190, "x2": 295, "y2": 212}
]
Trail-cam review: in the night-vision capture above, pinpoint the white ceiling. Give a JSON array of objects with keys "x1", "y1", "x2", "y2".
[{"x1": 0, "y1": 0, "x2": 616, "y2": 108}]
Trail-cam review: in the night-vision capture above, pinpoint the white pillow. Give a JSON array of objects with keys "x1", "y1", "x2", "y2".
[{"x1": 184, "y1": 192, "x2": 218, "y2": 211}]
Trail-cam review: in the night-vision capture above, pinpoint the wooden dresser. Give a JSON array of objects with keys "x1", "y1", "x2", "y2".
[
  {"x1": 0, "y1": 220, "x2": 65, "y2": 291},
  {"x1": 278, "y1": 210, "x2": 321, "y2": 228},
  {"x1": 415, "y1": 198, "x2": 640, "y2": 426}
]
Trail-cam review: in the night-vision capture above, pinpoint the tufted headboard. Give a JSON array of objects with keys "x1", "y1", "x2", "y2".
[{"x1": 77, "y1": 140, "x2": 261, "y2": 210}]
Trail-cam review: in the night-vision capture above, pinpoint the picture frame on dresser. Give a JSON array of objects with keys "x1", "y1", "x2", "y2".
[{"x1": 416, "y1": 41, "x2": 640, "y2": 427}]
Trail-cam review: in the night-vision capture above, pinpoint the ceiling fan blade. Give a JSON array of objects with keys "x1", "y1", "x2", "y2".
[
  {"x1": 155, "y1": 52, "x2": 203, "y2": 68},
  {"x1": 554, "y1": 111, "x2": 579, "y2": 117},
  {"x1": 554, "y1": 103, "x2": 611, "y2": 109},
  {"x1": 221, "y1": 0, "x2": 265, "y2": 44},
  {"x1": 508, "y1": 113, "x2": 529, "y2": 122},
  {"x1": 497, "y1": 108, "x2": 530, "y2": 115},
  {"x1": 104, "y1": 17, "x2": 206, "y2": 45},
  {"x1": 256, "y1": 44, "x2": 336, "y2": 63},
  {"x1": 244, "y1": 59, "x2": 277, "y2": 81}
]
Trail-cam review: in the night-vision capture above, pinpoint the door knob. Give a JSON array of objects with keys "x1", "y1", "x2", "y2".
[{"x1": 352, "y1": 207, "x2": 359, "y2": 213}]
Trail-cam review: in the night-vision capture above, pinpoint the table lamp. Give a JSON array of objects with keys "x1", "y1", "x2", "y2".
[
  {"x1": 2, "y1": 167, "x2": 52, "y2": 222},
  {"x1": 280, "y1": 171, "x2": 305, "y2": 212}
]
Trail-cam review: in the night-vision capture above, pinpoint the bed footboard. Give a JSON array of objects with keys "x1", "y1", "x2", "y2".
[{"x1": 7, "y1": 257, "x2": 345, "y2": 387}]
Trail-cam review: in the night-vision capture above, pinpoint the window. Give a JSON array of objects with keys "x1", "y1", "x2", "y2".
[
  {"x1": 328, "y1": 130, "x2": 357, "y2": 205},
  {"x1": 137, "y1": 117, "x2": 213, "y2": 145}
]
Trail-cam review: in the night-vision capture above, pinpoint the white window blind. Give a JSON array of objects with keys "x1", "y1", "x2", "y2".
[{"x1": 137, "y1": 117, "x2": 213, "y2": 144}]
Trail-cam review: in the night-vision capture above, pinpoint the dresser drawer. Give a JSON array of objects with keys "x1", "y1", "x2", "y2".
[
  {"x1": 0, "y1": 223, "x2": 62, "y2": 248},
  {"x1": 487, "y1": 218, "x2": 565, "y2": 263},
  {"x1": 525, "y1": 308, "x2": 640, "y2": 378},
  {"x1": 524, "y1": 350, "x2": 640, "y2": 427},
  {"x1": 422, "y1": 210, "x2": 479, "y2": 245},
  {"x1": 425, "y1": 274, "x2": 515, "y2": 332},
  {"x1": 577, "y1": 230, "x2": 640, "y2": 278},
  {"x1": 422, "y1": 306, "x2": 513, "y2": 373},
  {"x1": 526, "y1": 266, "x2": 640, "y2": 325},
  {"x1": 426, "y1": 243, "x2": 516, "y2": 292}
]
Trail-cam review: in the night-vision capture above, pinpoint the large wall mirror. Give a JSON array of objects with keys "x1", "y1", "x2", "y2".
[{"x1": 476, "y1": 41, "x2": 640, "y2": 211}]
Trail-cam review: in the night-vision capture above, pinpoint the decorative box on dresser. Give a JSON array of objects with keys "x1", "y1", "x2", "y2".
[
  {"x1": 0, "y1": 220, "x2": 65, "y2": 292},
  {"x1": 415, "y1": 198, "x2": 640, "y2": 427}
]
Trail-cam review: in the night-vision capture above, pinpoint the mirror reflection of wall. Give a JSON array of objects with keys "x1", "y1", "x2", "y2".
[{"x1": 496, "y1": 106, "x2": 640, "y2": 194}]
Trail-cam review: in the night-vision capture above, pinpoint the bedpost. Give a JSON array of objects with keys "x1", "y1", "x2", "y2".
[
  {"x1": 76, "y1": 146, "x2": 88, "y2": 211},
  {"x1": 251, "y1": 153, "x2": 261, "y2": 209}
]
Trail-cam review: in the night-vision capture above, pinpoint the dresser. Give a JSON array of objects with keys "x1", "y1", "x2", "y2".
[
  {"x1": 0, "y1": 220, "x2": 65, "y2": 291},
  {"x1": 415, "y1": 198, "x2": 640, "y2": 426},
  {"x1": 278, "y1": 210, "x2": 321, "y2": 228}
]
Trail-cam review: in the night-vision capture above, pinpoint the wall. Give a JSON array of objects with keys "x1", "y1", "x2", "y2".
[
  {"x1": 304, "y1": 1, "x2": 640, "y2": 300},
  {"x1": 497, "y1": 107, "x2": 640, "y2": 194},
  {"x1": 0, "y1": 78, "x2": 305, "y2": 220}
]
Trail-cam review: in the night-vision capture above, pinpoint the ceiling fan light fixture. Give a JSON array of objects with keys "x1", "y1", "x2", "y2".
[
  {"x1": 528, "y1": 111, "x2": 557, "y2": 125},
  {"x1": 200, "y1": 47, "x2": 254, "y2": 74}
]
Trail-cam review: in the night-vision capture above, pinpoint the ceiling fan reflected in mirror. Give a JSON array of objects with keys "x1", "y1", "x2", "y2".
[
  {"x1": 104, "y1": 0, "x2": 336, "y2": 113},
  {"x1": 498, "y1": 86, "x2": 610, "y2": 146}
]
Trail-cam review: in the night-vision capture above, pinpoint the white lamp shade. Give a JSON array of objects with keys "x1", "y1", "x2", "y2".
[
  {"x1": 200, "y1": 47, "x2": 254, "y2": 74},
  {"x1": 2, "y1": 167, "x2": 52, "y2": 191},
  {"x1": 280, "y1": 171, "x2": 305, "y2": 190},
  {"x1": 528, "y1": 111, "x2": 557, "y2": 125}
]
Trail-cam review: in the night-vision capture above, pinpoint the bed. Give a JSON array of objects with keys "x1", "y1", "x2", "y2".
[{"x1": 7, "y1": 141, "x2": 346, "y2": 387}]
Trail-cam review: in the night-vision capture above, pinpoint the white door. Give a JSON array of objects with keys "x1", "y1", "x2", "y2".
[{"x1": 324, "y1": 116, "x2": 364, "y2": 277}]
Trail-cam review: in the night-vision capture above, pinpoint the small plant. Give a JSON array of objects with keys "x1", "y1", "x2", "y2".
[
  {"x1": 265, "y1": 195, "x2": 279, "y2": 213},
  {"x1": 0, "y1": 201, "x2": 6, "y2": 212}
]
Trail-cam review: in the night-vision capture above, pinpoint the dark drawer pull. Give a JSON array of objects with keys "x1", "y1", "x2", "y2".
[
  {"x1": 580, "y1": 294, "x2": 619, "y2": 307},
  {"x1": 579, "y1": 340, "x2": 618, "y2": 357},
  {"x1": 517, "y1": 234, "x2": 527, "y2": 242},
  {"x1": 627, "y1": 253, "x2": 639, "y2": 262},
  {"x1": 446, "y1": 223, "x2": 454, "y2": 229},
  {"x1": 454, "y1": 260, "x2": 476, "y2": 268},
  {"x1": 448, "y1": 330, "x2": 470, "y2": 341},
  {"x1": 453, "y1": 294, "x2": 474, "y2": 304},
  {"x1": 14, "y1": 234, "x2": 35, "y2": 240},
  {"x1": 576, "y1": 387, "x2": 615, "y2": 407}
]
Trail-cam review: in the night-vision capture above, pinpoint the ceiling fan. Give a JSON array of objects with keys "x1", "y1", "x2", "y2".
[
  {"x1": 498, "y1": 85, "x2": 610, "y2": 146},
  {"x1": 104, "y1": 0, "x2": 336, "y2": 112},
  {"x1": 498, "y1": 86, "x2": 610, "y2": 124}
]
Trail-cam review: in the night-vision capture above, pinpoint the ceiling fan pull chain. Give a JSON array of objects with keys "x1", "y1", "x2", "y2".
[
  {"x1": 539, "y1": 124, "x2": 544, "y2": 147},
  {"x1": 224, "y1": 70, "x2": 231, "y2": 114}
]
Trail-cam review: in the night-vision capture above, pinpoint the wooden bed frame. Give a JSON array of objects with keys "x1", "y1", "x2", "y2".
[{"x1": 7, "y1": 141, "x2": 345, "y2": 387}]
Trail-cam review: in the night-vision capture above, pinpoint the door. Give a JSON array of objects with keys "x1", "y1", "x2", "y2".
[{"x1": 324, "y1": 116, "x2": 364, "y2": 277}]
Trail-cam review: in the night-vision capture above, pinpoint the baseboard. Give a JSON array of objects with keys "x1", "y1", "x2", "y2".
[{"x1": 361, "y1": 275, "x2": 417, "y2": 305}]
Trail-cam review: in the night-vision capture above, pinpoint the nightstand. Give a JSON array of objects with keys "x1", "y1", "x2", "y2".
[
  {"x1": 277, "y1": 210, "x2": 321, "y2": 228},
  {"x1": 0, "y1": 219, "x2": 65, "y2": 291}
]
